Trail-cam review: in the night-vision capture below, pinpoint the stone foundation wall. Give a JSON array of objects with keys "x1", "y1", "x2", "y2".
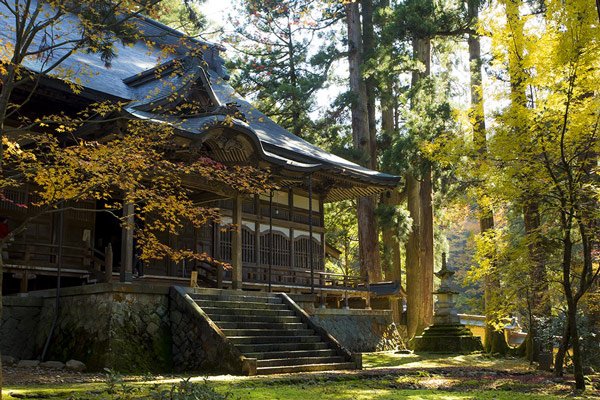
[
  {"x1": 3, "y1": 285, "x2": 404, "y2": 373},
  {"x1": 310, "y1": 308, "x2": 403, "y2": 352},
  {"x1": 0, "y1": 296, "x2": 43, "y2": 359},
  {"x1": 2, "y1": 284, "x2": 172, "y2": 372},
  {"x1": 169, "y1": 287, "x2": 252, "y2": 374}
]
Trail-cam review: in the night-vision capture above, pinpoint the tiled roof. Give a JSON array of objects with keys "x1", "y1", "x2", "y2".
[{"x1": 0, "y1": 4, "x2": 399, "y2": 190}]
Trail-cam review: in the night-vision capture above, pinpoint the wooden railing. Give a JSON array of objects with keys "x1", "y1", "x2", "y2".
[
  {"x1": 5, "y1": 241, "x2": 113, "y2": 281},
  {"x1": 243, "y1": 265, "x2": 364, "y2": 291}
]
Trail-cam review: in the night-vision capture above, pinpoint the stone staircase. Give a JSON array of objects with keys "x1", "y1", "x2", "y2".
[{"x1": 190, "y1": 290, "x2": 357, "y2": 375}]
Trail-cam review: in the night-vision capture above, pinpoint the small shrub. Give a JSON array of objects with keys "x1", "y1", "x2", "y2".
[{"x1": 149, "y1": 378, "x2": 232, "y2": 400}]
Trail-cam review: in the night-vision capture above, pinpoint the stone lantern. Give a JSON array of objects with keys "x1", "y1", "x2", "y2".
[{"x1": 410, "y1": 253, "x2": 483, "y2": 353}]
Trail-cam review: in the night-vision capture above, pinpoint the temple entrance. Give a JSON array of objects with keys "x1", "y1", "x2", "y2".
[{"x1": 94, "y1": 200, "x2": 122, "y2": 270}]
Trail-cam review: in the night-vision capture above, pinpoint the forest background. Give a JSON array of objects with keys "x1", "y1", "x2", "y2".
[{"x1": 179, "y1": 0, "x2": 599, "y2": 391}]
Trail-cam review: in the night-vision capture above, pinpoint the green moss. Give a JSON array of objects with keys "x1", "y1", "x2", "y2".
[{"x1": 4, "y1": 384, "x2": 569, "y2": 400}]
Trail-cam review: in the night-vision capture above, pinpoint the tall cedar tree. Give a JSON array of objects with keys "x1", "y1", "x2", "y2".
[
  {"x1": 345, "y1": 0, "x2": 383, "y2": 283},
  {"x1": 467, "y1": 0, "x2": 509, "y2": 355}
]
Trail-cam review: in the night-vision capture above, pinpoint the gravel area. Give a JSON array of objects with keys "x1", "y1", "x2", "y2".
[{"x1": 2, "y1": 366, "x2": 106, "y2": 386}]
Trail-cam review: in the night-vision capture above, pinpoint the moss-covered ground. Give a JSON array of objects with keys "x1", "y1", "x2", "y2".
[{"x1": 3, "y1": 353, "x2": 599, "y2": 399}]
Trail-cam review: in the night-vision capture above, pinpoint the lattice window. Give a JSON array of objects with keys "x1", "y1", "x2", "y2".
[
  {"x1": 219, "y1": 226, "x2": 255, "y2": 263},
  {"x1": 294, "y1": 237, "x2": 323, "y2": 270},
  {"x1": 260, "y1": 232, "x2": 290, "y2": 267},
  {"x1": 65, "y1": 200, "x2": 95, "y2": 222},
  {"x1": 219, "y1": 229, "x2": 232, "y2": 262},
  {"x1": 242, "y1": 226, "x2": 255, "y2": 263}
]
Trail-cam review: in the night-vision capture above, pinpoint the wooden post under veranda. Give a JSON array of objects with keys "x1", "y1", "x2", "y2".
[
  {"x1": 231, "y1": 194, "x2": 243, "y2": 290},
  {"x1": 120, "y1": 201, "x2": 134, "y2": 283}
]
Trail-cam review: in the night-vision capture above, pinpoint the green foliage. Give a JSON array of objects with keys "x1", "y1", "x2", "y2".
[
  {"x1": 375, "y1": 203, "x2": 412, "y2": 243},
  {"x1": 155, "y1": 0, "x2": 207, "y2": 35},
  {"x1": 324, "y1": 200, "x2": 359, "y2": 276},
  {"x1": 226, "y1": 0, "x2": 342, "y2": 141},
  {"x1": 149, "y1": 378, "x2": 232, "y2": 400},
  {"x1": 98, "y1": 373, "x2": 232, "y2": 400}
]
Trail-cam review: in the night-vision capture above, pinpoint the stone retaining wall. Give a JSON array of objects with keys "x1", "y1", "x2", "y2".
[
  {"x1": 170, "y1": 287, "x2": 254, "y2": 375},
  {"x1": 1, "y1": 296, "x2": 43, "y2": 359},
  {"x1": 310, "y1": 308, "x2": 403, "y2": 352},
  {"x1": 3, "y1": 285, "x2": 403, "y2": 372},
  {"x1": 1, "y1": 284, "x2": 172, "y2": 372}
]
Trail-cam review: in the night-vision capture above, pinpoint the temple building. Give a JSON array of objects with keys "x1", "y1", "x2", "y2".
[
  {"x1": 0, "y1": 11, "x2": 404, "y2": 374},
  {"x1": 1, "y1": 16, "x2": 399, "y2": 297}
]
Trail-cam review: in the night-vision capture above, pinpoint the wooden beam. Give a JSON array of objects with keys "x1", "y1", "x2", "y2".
[
  {"x1": 219, "y1": 210, "x2": 326, "y2": 234},
  {"x1": 231, "y1": 195, "x2": 243, "y2": 290},
  {"x1": 189, "y1": 191, "x2": 229, "y2": 204}
]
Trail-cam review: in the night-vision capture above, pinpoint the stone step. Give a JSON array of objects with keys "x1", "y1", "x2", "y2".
[
  {"x1": 256, "y1": 362, "x2": 356, "y2": 375},
  {"x1": 236, "y1": 342, "x2": 329, "y2": 353},
  {"x1": 245, "y1": 349, "x2": 338, "y2": 360},
  {"x1": 195, "y1": 300, "x2": 289, "y2": 310},
  {"x1": 256, "y1": 356, "x2": 345, "y2": 368},
  {"x1": 221, "y1": 328, "x2": 314, "y2": 337},
  {"x1": 217, "y1": 321, "x2": 307, "y2": 330},
  {"x1": 229, "y1": 335, "x2": 321, "y2": 345},
  {"x1": 201, "y1": 307, "x2": 295, "y2": 317},
  {"x1": 192, "y1": 293, "x2": 283, "y2": 304},
  {"x1": 207, "y1": 314, "x2": 301, "y2": 324}
]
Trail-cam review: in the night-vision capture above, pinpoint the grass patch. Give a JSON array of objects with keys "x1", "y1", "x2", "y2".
[
  {"x1": 3, "y1": 353, "x2": 596, "y2": 399},
  {"x1": 362, "y1": 352, "x2": 530, "y2": 371}
]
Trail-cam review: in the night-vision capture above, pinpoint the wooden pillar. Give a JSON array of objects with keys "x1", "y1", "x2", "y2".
[
  {"x1": 268, "y1": 191, "x2": 273, "y2": 292},
  {"x1": 19, "y1": 271, "x2": 29, "y2": 293},
  {"x1": 308, "y1": 175, "x2": 315, "y2": 293},
  {"x1": 321, "y1": 232, "x2": 325, "y2": 270},
  {"x1": 232, "y1": 195, "x2": 243, "y2": 290},
  {"x1": 120, "y1": 201, "x2": 134, "y2": 283},
  {"x1": 253, "y1": 195, "x2": 261, "y2": 282}
]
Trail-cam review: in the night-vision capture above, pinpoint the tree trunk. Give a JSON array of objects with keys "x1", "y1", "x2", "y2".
[
  {"x1": 406, "y1": 173, "x2": 421, "y2": 338},
  {"x1": 523, "y1": 201, "x2": 550, "y2": 361},
  {"x1": 419, "y1": 161, "x2": 434, "y2": 332},
  {"x1": 381, "y1": 188, "x2": 402, "y2": 281},
  {"x1": 379, "y1": 0, "x2": 401, "y2": 284},
  {"x1": 361, "y1": 0, "x2": 377, "y2": 170},
  {"x1": 568, "y1": 300, "x2": 585, "y2": 390},
  {"x1": 469, "y1": 0, "x2": 509, "y2": 356},
  {"x1": 405, "y1": 35, "x2": 434, "y2": 338},
  {"x1": 554, "y1": 314, "x2": 570, "y2": 377},
  {"x1": 346, "y1": 1, "x2": 382, "y2": 282}
]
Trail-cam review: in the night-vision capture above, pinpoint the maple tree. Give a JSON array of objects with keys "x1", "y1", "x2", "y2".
[{"x1": 0, "y1": 0, "x2": 272, "y2": 395}]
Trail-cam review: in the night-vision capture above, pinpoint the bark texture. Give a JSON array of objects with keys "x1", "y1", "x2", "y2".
[
  {"x1": 469, "y1": 0, "x2": 508, "y2": 354},
  {"x1": 405, "y1": 173, "x2": 422, "y2": 338},
  {"x1": 361, "y1": 0, "x2": 377, "y2": 170},
  {"x1": 346, "y1": 1, "x2": 382, "y2": 282},
  {"x1": 405, "y1": 36, "x2": 434, "y2": 339}
]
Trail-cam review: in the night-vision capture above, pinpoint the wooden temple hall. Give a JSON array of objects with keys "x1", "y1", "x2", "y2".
[{"x1": 0, "y1": 15, "x2": 400, "y2": 302}]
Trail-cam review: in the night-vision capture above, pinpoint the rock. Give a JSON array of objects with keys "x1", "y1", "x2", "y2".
[
  {"x1": 1, "y1": 355, "x2": 18, "y2": 366},
  {"x1": 65, "y1": 359, "x2": 86, "y2": 372},
  {"x1": 17, "y1": 359, "x2": 40, "y2": 368},
  {"x1": 40, "y1": 361, "x2": 65, "y2": 369}
]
